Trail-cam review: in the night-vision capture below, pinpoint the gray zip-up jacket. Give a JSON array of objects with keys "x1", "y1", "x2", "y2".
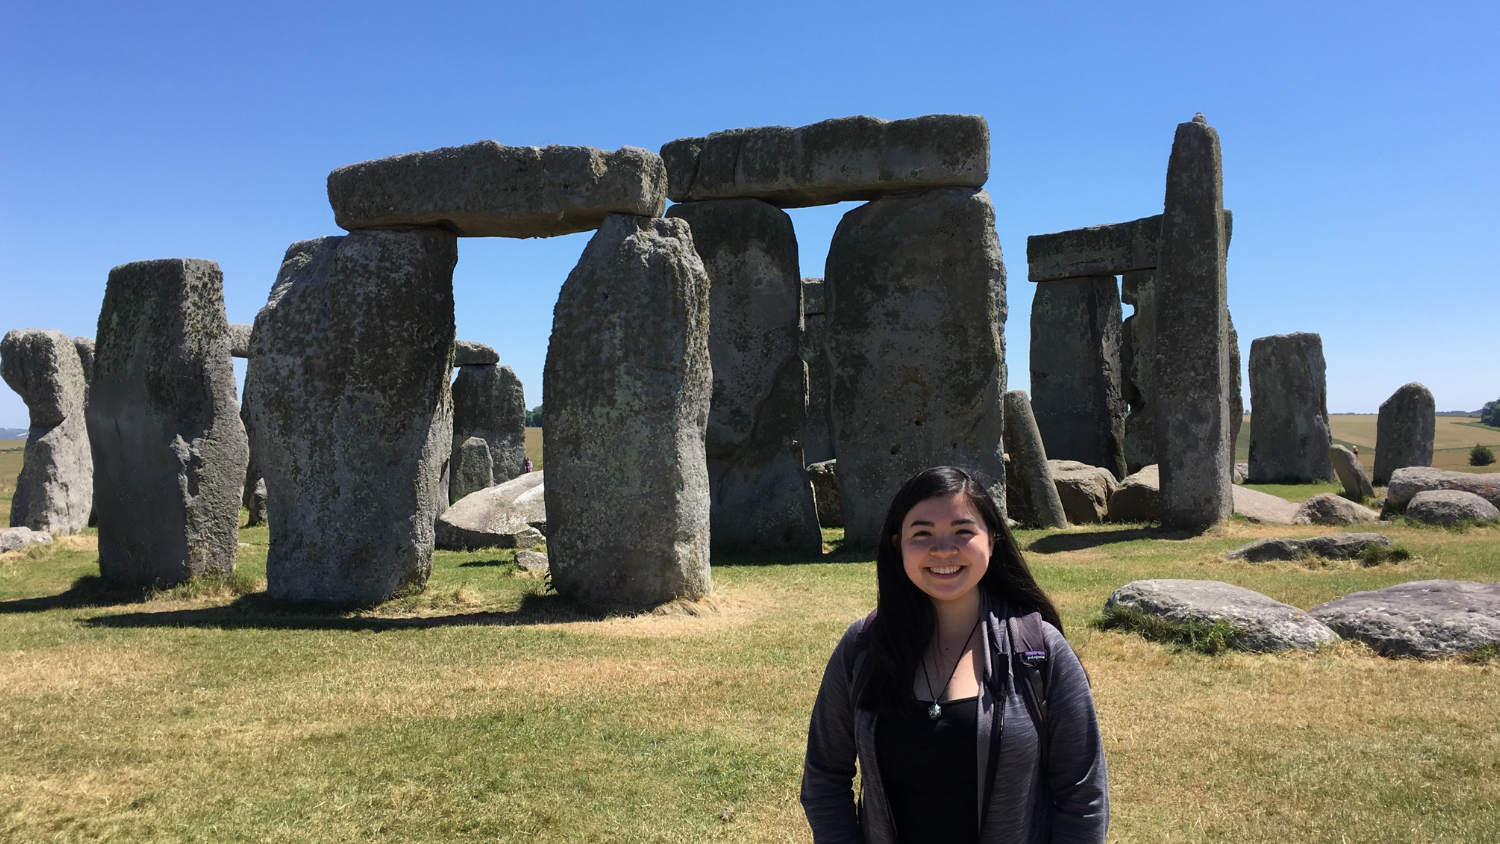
[{"x1": 800, "y1": 595, "x2": 1108, "y2": 844}]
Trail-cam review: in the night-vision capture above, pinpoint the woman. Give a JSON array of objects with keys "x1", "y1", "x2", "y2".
[{"x1": 801, "y1": 466, "x2": 1108, "y2": 844}]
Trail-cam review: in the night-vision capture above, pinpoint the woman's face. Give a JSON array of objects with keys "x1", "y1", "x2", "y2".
[{"x1": 896, "y1": 493, "x2": 992, "y2": 607}]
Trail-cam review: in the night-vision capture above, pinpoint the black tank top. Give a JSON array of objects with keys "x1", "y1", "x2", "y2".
[{"x1": 875, "y1": 697, "x2": 979, "y2": 844}]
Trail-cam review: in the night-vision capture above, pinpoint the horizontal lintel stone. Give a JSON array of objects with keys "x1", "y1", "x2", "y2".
[{"x1": 1028, "y1": 209, "x2": 1232, "y2": 282}]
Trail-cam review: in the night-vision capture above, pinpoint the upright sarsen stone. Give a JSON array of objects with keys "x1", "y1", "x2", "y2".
[
  {"x1": 450, "y1": 363, "x2": 527, "y2": 498},
  {"x1": 666, "y1": 199, "x2": 821, "y2": 554},
  {"x1": 1028, "y1": 276, "x2": 1126, "y2": 480},
  {"x1": 1247, "y1": 332, "x2": 1333, "y2": 483},
  {"x1": 825, "y1": 188, "x2": 1007, "y2": 546},
  {"x1": 247, "y1": 231, "x2": 456, "y2": 604},
  {"x1": 801, "y1": 278, "x2": 835, "y2": 466},
  {"x1": 2, "y1": 329, "x2": 92, "y2": 535},
  {"x1": 87, "y1": 259, "x2": 248, "y2": 587},
  {"x1": 1154, "y1": 115, "x2": 1233, "y2": 529},
  {"x1": 1375, "y1": 382, "x2": 1435, "y2": 486},
  {"x1": 544, "y1": 215, "x2": 712, "y2": 606},
  {"x1": 1002, "y1": 390, "x2": 1068, "y2": 529}
]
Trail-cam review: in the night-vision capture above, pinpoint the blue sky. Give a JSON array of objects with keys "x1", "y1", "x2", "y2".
[{"x1": 2, "y1": 0, "x2": 1495, "y2": 429}]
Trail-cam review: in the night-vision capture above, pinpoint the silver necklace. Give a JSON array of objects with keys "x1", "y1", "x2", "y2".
[{"x1": 920, "y1": 616, "x2": 982, "y2": 720}]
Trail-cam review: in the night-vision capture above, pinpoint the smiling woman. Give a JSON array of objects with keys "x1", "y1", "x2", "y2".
[{"x1": 801, "y1": 466, "x2": 1108, "y2": 844}]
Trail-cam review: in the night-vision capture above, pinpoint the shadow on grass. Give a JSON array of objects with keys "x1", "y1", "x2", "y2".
[
  {"x1": 1026, "y1": 525, "x2": 1203, "y2": 554},
  {"x1": 457, "y1": 558, "x2": 512, "y2": 568},
  {"x1": 0, "y1": 575, "x2": 147, "y2": 614}
]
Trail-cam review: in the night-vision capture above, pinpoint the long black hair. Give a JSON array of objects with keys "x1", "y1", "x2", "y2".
[{"x1": 861, "y1": 466, "x2": 1063, "y2": 716}]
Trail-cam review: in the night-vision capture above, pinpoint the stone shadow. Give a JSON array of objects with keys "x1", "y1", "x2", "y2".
[
  {"x1": 1025, "y1": 526, "x2": 1202, "y2": 554},
  {"x1": 0, "y1": 575, "x2": 147, "y2": 614}
]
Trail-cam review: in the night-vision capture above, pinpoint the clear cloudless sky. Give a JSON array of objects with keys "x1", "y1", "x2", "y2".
[{"x1": 2, "y1": 0, "x2": 1496, "y2": 429}]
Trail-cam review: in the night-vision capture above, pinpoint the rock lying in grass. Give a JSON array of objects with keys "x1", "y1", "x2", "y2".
[
  {"x1": 1049, "y1": 459, "x2": 1116, "y2": 524},
  {"x1": 0, "y1": 526, "x2": 52, "y2": 552},
  {"x1": 1310, "y1": 580, "x2": 1500, "y2": 658},
  {"x1": 1225, "y1": 532, "x2": 1393, "y2": 563},
  {"x1": 1292, "y1": 493, "x2": 1380, "y2": 526},
  {"x1": 1328, "y1": 444, "x2": 1375, "y2": 501},
  {"x1": 436, "y1": 471, "x2": 546, "y2": 550},
  {"x1": 515, "y1": 550, "x2": 549, "y2": 574},
  {"x1": 1385, "y1": 467, "x2": 1500, "y2": 513},
  {"x1": 1105, "y1": 579, "x2": 1337, "y2": 651},
  {"x1": 1230, "y1": 485, "x2": 1301, "y2": 525},
  {"x1": 1403, "y1": 490, "x2": 1499, "y2": 526},
  {"x1": 1107, "y1": 464, "x2": 1160, "y2": 522}
]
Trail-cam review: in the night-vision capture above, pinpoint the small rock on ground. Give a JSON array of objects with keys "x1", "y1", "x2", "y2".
[
  {"x1": 0, "y1": 526, "x2": 52, "y2": 552},
  {"x1": 1403, "y1": 490, "x2": 1500, "y2": 526},
  {"x1": 1292, "y1": 493, "x2": 1380, "y2": 526},
  {"x1": 514, "y1": 550, "x2": 549, "y2": 573}
]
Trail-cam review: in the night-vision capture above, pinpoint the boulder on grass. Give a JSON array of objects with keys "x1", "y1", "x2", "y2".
[
  {"x1": 1385, "y1": 468, "x2": 1500, "y2": 514},
  {"x1": 1049, "y1": 460, "x2": 1117, "y2": 524},
  {"x1": 1293, "y1": 493, "x2": 1380, "y2": 526},
  {"x1": 1105, "y1": 579, "x2": 1336, "y2": 651},
  {"x1": 1311, "y1": 580, "x2": 1500, "y2": 658},
  {"x1": 436, "y1": 471, "x2": 546, "y2": 550},
  {"x1": 1231, "y1": 485, "x2": 1300, "y2": 525},
  {"x1": 1107, "y1": 464, "x2": 1160, "y2": 522},
  {"x1": 514, "y1": 550, "x2": 549, "y2": 574},
  {"x1": 1225, "y1": 532, "x2": 1393, "y2": 563},
  {"x1": 0, "y1": 526, "x2": 52, "y2": 552},
  {"x1": 1328, "y1": 444, "x2": 1375, "y2": 501},
  {"x1": 1404, "y1": 490, "x2": 1499, "y2": 526}
]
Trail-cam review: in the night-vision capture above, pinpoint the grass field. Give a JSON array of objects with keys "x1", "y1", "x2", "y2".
[{"x1": 1233, "y1": 415, "x2": 1500, "y2": 474}]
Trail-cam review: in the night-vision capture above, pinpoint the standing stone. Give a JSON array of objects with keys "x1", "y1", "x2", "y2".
[
  {"x1": 825, "y1": 187, "x2": 1007, "y2": 546},
  {"x1": 247, "y1": 231, "x2": 456, "y2": 604},
  {"x1": 1029, "y1": 276, "x2": 1126, "y2": 480},
  {"x1": 1228, "y1": 313, "x2": 1244, "y2": 454},
  {"x1": 1, "y1": 329, "x2": 92, "y2": 535},
  {"x1": 72, "y1": 337, "x2": 95, "y2": 384},
  {"x1": 1154, "y1": 114, "x2": 1233, "y2": 529},
  {"x1": 1002, "y1": 390, "x2": 1068, "y2": 529},
  {"x1": 1121, "y1": 276, "x2": 1156, "y2": 474},
  {"x1": 667, "y1": 199, "x2": 821, "y2": 554},
  {"x1": 88, "y1": 259, "x2": 248, "y2": 587},
  {"x1": 800, "y1": 278, "x2": 835, "y2": 465},
  {"x1": 806, "y1": 459, "x2": 843, "y2": 528},
  {"x1": 450, "y1": 436, "x2": 495, "y2": 502},
  {"x1": 1374, "y1": 383, "x2": 1435, "y2": 486},
  {"x1": 240, "y1": 360, "x2": 265, "y2": 527},
  {"x1": 453, "y1": 340, "x2": 500, "y2": 367},
  {"x1": 450, "y1": 363, "x2": 527, "y2": 498},
  {"x1": 1328, "y1": 444, "x2": 1376, "y2": 501},
  {"x1": 1247, "y1": 332, "x2": 1333, "y2": 483},
  {"x1": 544, "y1": 215, "x2": 712, "y2": 607}
]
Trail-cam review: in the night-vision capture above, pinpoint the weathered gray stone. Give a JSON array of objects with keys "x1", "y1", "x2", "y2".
[
  {"x1": 1048, "y1": 459, "x2": 1116, "y2": 525},
  {"x1": 1121, "y1": 279, "x2": 1156, "y2": 474},
  {"x1": 1106, "y1": 579, "x2": 1337, "y2": 651},
  {"x1": 1248, "y1": 332, "x2": 1333, "y2": 483},
  {"x1": 1226, "y1": 532, "x2": 1392, "y2": 563},
  {"x1": 825, "y1": 188, "x2": 1008, "y2": 545},
  {"x1": 2, "y1": 329, "x2": 92, "y2": 535},
  {"x1": 544, "y1": 215, "x2": 712, "y2": 606},
  {"x1": 450, "y1": 363, "x2": 527, "y2": 496},
  {"x1": 1374, "y1": 383, "x2": 1435, "y2": 485},
  {"x1": 801, "y1": 278, "x2": 835, "y2": 465},
  {"x1": 1108, "y1": 464, "x2": 1160, "y2": 523},
  {"x1": 436, "y1": 471, "x2": 546, "y2": 550},
  {"x1": 328, "y1": 142, "x2": 666, "y2": 238},
  {"x1": 1002, "y1": 391, "x2": 1068, "y2": 529},
  {"x1": 1328, "y1": 444, "x2": 1376, "y2": 501},
  {"x1": 88, "y1": 259, "x2": 248, "y2": 588},
  {"x1": 227, "y1": 323, "x2": 252, "y2": 358},
  {"x1": 667, "y1": 199, "x2": 821, "y2": 553},
  {"x1": 1228, "y1": 312, "x2": 1243, "y2": 455},
  {"x1": 450, "y1": 436, "x2": 495, "y2": 503},
  {"x1": 72, "y1": 336, "x2": 94, "y2": 383},
  {"x1": 1233, "y1": 463, "x2": 1247, "y2": 484},
  {"x1": 1404, "y1": 490, "x2": 1499, "y2": 525},
  {"x1": 245, "y1": 477, "x2": 267, "y2": 527},
  {"x1": 1119, "y1": 269, "x2": 1152, "y2": 306},
  {"x1": 0, "y1": 526, "x2": 51, "y2": 552},
  {"x1": 807, "y1": 459, "x2": 842, "y2": 528},
  {"x1": 1293, "y1": 493, "x2": 1380, "y2": 526},
  {"x1": 1231, "y1": 485, "x2": 1301, "y2": 525},
  {"x1": 1385, "y1": 467, "x2": 1500, "y2": 512},
  {"x1": 1311, "y1": 580, "x2": 1500, "y2": 658},
  {"x1": 1029, "y1": 276, "x2": 1125, "y2": 480},
  {"x1": 240, "y1": 337, "x2": 265, "y2": 528},
  {"x1": 1154, "y1": 115, "x2": 1233, "y2": 529},
  {"x1": 453, "y1": 340, "x2": 499, "y2": 367},
  {"x1": 661, "y1": 114, "x2": 989, "y2": 208},
  {"x1": 515, "y1": 549, "x2": 549, "y2": 573},
  {"x1": 1027, "y1": 215, "x2": 1162, "y2": 282},
  {"x1": 247, "y1": 231, "x2": 456, "y2": 603}
]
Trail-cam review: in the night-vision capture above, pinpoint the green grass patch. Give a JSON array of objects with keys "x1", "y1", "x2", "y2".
[
  {"x1": 1239, "y1": 481, "x2": 1343, "y2": 503},
  {"x1": 1093, "y1": 604, "x2": 1247, "y2": 654},
  {"x1": 1358, "y1": 542, "x2": 1413, "y2": 566},
  {"x1": 148, "y1": 570, "x2": 264, "y2": 602}
]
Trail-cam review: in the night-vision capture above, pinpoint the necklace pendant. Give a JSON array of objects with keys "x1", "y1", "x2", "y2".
[{"x1": 927, "y1": 702, "x2": 942, "y2": 720}]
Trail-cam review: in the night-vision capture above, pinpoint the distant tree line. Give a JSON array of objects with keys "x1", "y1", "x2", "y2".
[
  {"x1": 1483, "y1": 399, "x2": 1500, "y2": 428},
  {"x1": 526, "y1": 405, "x2": 543, "y2": 427}
]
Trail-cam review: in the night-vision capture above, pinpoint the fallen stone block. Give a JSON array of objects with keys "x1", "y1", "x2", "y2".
[
  {"x1": 436, "y1": 471, "x2": 547, "y2": 551},
  {"x1": 1048, "y1": 459, "x2": 1116, "y2": 525},
  {"x1": 453, "y1": 340, "x2": 499, "y2": 367},
  {"x1": 1226, "y1": 532, "x2": 1393, "y2": 563},
  {"x1": 1328, "y1": 444, "x2": 1375, "y2": 501},
  {"x1": 1105, "y1": 578, "x2": 1336, "y2": 651},
  {"x1": 1292, "y1": 493, "x2": 1380, "y2": 526},
  {"x1": 0, "y1": 526, "x2": 51, "y2": 552},
  {"x1": 1404, "y1": 490, "x2": 1499, "y2": 525},
  {"x1": 1107, "y1": 464, "x2": 1160, "y2": 523},
  {"x1": 1311, "y1": 580, "x2": 1500, "y2": 658},
  {"x1": 1231, "y1": 485, "x2": 1301, "y2": 525},
  {"x1": 1385, "y1": 467, "x2": 1500, "y2": 512}
]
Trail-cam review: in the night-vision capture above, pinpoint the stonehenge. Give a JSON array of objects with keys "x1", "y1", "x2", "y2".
[
  {"x1": 1, "y1": 329, "x2": 92, "y2": 535},
  {"x1": 450, "y1": 361, "x2": 527, "y2": 497},
  {"x1": 88, "y1": 259, "x2": 248, "y2": 588},
  {"x1": 1247, "y1": 332, "x2": 1333, "y2": 483},
  {"x1": 800, "y1": 278, "x2": 834, "y2": 466},
  {"x1": 1374, "y1": 382, "x2": 1435, "y2": 485},
  {"x1": 1028, "y1": 276, "x2": 1125, "y2": 480},
  {"x1": 1002, "y1": 390, "x2": 1068, "y2": 529}
]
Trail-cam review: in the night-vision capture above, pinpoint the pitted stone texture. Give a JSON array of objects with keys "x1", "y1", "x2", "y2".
[
  {"x1": 72, "y1": 337, "x2": 94, "y2": 383},
  {"x1": 1385, "y1": 467, "x2": 1500, "y2": 512},
  {"x1": 667, "y1": 199, "x2": 821, "y2": 553},
  {"x1": 1311, "y1": 580, "x2": 1500, "y2": 658},
  {"x1": 1029, "y1": 276, "x2": 1125, "y2": 480},
  {"x1": 802, "y1": 277, "x2": 827, "y2": 316},
  {"x1": 1027, "y1": 215, "x2": 1162, "y2": 282},
  {"x1": 88, "y1": 259, "x2": 248, "y2": 588},
  {"x1": 227, "y1": 323, "x2": 252, "y2": 358},
  {"x1": 807, "y1": 459, "x2": 843, "y2": 528},
  {"x1": 1293, "y1": 493, "x2": 1380, "y2": 526},
  {"x1": 1106, "y1": 579, "x2": 1336, "y2": 651},
  {"x1": 0, "y1": 526, "x2": 52, "y2": 552},
  {"x1": 515, "y1": 549, "x2": 549, "y2": 573},
  {"x1": 247, "y1": 231, "x2": 456, "y2": 604},
  {"x1": 240, "y1": 343, "x2": 266, "y2": 528},
  {"x1": 1374, "y1": 383, "x2": 1435, "y2": 486},
  {"x1": 2, "y1": 329, "x2": 92, "y2": 535},
  {"x1": 436, "y1": 471, "x2": 546, "y2": 550},
  {"x1": 824, "y1": 188, "x2": 1008, "y2": 546},
  {"x1": 1002, "y1": 391, "x2": 1067, "y2": 529},
  {"x1": 1404, "y1": 490, "x2": 1499, "y2": 525},
  {"x1": 451, "y1": 363, "x2": 527, "y2": 494},
  {"x1": 329, "y1": 142, "x2": 667, "y2": 238},
  {"x1": 453, "y1": 340, "x2": 499, "y2": 367},
  {"x1": 1108, "y1": 464, "x2": 1160, "y2": 523},
  {"x1": 661, "y1": 114, "x2": 989, "y2": 208},
  {"x1": 1048, "y1": 459, "x2": 1116, "y2": 525},
  {"x1": 1248, "y1": 332, "x2": 1332, "y2": 483},
  {"x1": 801, "y1": 278, "x2": 834, "y2": 465},
  {"x1": 246, "y1": 478, "x2": 267, "y2": 527},
  {"x1": 1329, "y1": 444, "x2": 1376, "y2": 501},
  {"x1": 1154, "y1": 116, "x2": 1233, "y2": 529},
  {"x1": 1231, "y1": 485, "x2": 1300, "y2": 525},
  {"x1": 1226, "y1": 532, "x2": 1392, "y2": 563},
  {"x1": 544, "y1": 214, "x2": 712, "y2": 607},
  {"x1": 1120, "y1": 270, "x2": 1152, "y2": 307},
  {"x1": 451, "y1": 436, "x2": 494, "y2": 503}
]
